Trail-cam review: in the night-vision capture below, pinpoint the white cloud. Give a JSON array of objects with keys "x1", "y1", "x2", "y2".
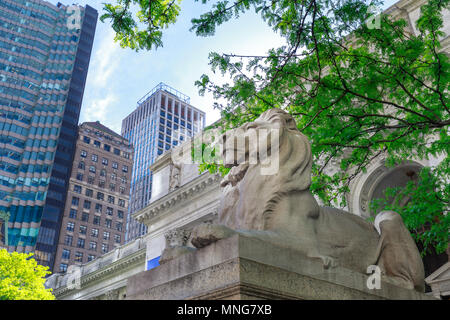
[
  {"x1": 91, "y1": 30, "x2": 122, "y2": 88},
  {"x1": 81, "y1": 94, "x2": 119, "y2": 129}
]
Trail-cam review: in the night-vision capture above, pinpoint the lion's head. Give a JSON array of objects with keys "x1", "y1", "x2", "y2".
[{"x1": 218, "y1": 108, "x2": 315, "y2": 230}]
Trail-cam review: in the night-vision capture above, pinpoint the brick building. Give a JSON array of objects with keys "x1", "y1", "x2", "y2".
[{"x1": 53, "y1": 121, "x2": 133, "y2": 272}]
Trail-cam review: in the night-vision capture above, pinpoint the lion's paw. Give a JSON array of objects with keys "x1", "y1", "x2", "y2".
[{"x1": 190, "y1": 223, "x2": 236, "y2": 249}]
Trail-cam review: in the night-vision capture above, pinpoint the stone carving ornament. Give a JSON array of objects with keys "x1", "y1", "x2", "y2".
[
  {"x1": 159, "y1": 228, "x2": 194, "y2": 264},
  {"x1": 168, "y1": 162, "x2": 181, "y2": 192},
  {"x1": 165, "y1": 108, "x2": 424, "y2": 292}
]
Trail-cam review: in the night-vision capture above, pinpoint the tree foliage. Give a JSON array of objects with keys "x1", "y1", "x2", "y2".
[
  {"x1": 100, "y1": 0, "x2": 182, "y2": 51},
  {"x1": 101, "y1": 0, "x2": 449, "y2": 254},
  {"x1": 371, "y1": 165, "x2": 450, "y2": 256},
  {"x1": 0, "y1": 249, "x2": 54, "y2": 300}
]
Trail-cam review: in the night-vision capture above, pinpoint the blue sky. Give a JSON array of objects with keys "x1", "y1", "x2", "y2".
[
  {"x1": 49, "y1": 0, "x2": 398, "y2": 134},
  {"x1": 47, "y1": 0, "x2": 287, "y2": 133}
]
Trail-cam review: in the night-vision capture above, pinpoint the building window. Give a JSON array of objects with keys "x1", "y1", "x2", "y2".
[
  {"x1": 110, "y1": 184, "x2": 115, "y2": 192},
  {"x1": 76, "y1": 173, "x2": 83, "y2": 181},
  {"x1": 69, "y1": 209, "x2": 77, "y2": 219},
  {"x1": 123, "y1": 152, "x2": 130, "y2": 159},
  {"x1": 74, "y1": 185, "x2": 82, "y2": 194},
  {"x1": 102, "y1": 243, "x2": 109, "y2": 253},
  {"x1": 116, "y1": 222, "x2": 123, "y2": 232},
  {"x1": 94, "y1": 140, "x2": 100, "y2": 148},
  {"x1": 104, "y1": 144, "x2": 111, "y2": 152},
  {"x1": 88, "y1": 176, "x2": 95, "y2": 184},
  {"x1": 121, "y1": 177, "x2": 127, "y2": 184},
  {"x1": 79, "y1": 225, "x2": 87, "y2": 235},
  {"x1": 80, "y1": 150, "x2": 87, "y2": 158},
  {"x1": 64, "y1": 235, "x2": 73, "y2": 246},
  {"x1": 67, "y1": 222, "x2": 75, "y2": 232},
  {"x1": 103, "y1": 231, "x2": 110, "y2": 241},
  {"x1": 75, "y1": 252, "x2": 83, "y2": 263},
  {"x1": 107, "y1": 196, "x2": 115, "y2": 204},
  {"x1": 114, "y1": 234, "x2": 121, "y2": 244},
  {"x1": 117, "y1": 210, "x2": 124, "y2": 219},
  {"x1": 60, "y1": 264, "x2": 68, "y2": 272},
  {"x1": 91, "y1": 228, "x2": 98, "y2": 238},
  {"x1": 118, "y1": 199, "x2": 125, "y2": 207},
  {"x1": 89, "y1": 241, "x2": 97, "y2": 251},
  {"x1": 106, "y1": 207, "x2": 113, "y2": 216},
  {"x1": 95, "y1": 203, "x2": 102, "y2": 213},
  {"x1": 78, "y1": 161, "x2": 85, "y2": 170},
  {"x1": 89, "y1": 166, "x2": 96, "y2": 173},
  {"x1": 93, "y1": 216, "x2": 101, "y2": 225},
  {"x1": 72, "y1": 197, "x2": 80, "y2": 206},
  {"x1": 105, "y1": 219, "x2": 112, "y2": 229},
  {"x1": 111, "y1": 173, "x2": 116, "y2": 181},
  {"x1": 100, "y1": 169, "x2": 106, "y2": 177},
  {"x1": 112, "y1": 162, "x2": 118, "y2": 169},
  {"x1": 62, "y1": 249, "x2": 70, "y2": 260},
  {"x1": 102, "y1": 158, "x2": 108, "y2": 165},
  {"x1": 85, "y1": 188, "x2": 93, "y2": 197},
  {"x1": 83, "y1": 136, "x2": 91, "y2": 144},
  {"x1": 91, "y1": 154, "x2": 98, "y2": 162},
  {"x1": 83, "y1": 200, "x2": 91, "y2": 210},
  {"x1": 77, "y1": 238, "x2": 85, "y2": 248},
  {"x1": 122, "y1": 165, "x2": 128, "y2": 173},
  {"x1": 99, "y1": 180, "x2": 105, "y2": 188},
  {"x1": 94, "y1": 193, "x2": 103, "y2": 202},
  {"x1": 81, "y1": 212, "x2": 89, "y2": 222},
  {"x1": 119, "y1": 186, "x2": 125, "y2": 194},
  {"x1": 113, "y1": 148, "x2": 120, "y2": 156},
  {"x1": 88, "y1": 255, "x2": 96, "y2": 262}
]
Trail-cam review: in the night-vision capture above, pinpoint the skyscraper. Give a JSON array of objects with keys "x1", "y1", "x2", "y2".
[
  {"x1": 122, "y1": 83, "x2": 205, "y2": 242},
  {"x1": 0, "y1": 0, "x2": 97, "y2": 270}
]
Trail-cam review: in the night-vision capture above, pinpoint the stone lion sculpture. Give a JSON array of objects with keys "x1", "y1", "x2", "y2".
[{"x1": 163, "y1": 108, "x2": 425, "y2": 292}]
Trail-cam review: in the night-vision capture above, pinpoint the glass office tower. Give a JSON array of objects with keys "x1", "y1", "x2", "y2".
[
  {"x1": 0, "y1": 0, "x2": 97, "y2": 270},
  {"x1": 122, "y1": 83, "x2": 205, "y2": 242}
]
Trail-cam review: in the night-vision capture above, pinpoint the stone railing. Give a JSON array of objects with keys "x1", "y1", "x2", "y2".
[{"x1": 46, "y1": 236, "x2": 147, "y2": 297}]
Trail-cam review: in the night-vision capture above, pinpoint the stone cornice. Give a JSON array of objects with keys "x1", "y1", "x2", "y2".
[
  {"x1": 53, "y1": 248, "x2": 146, "y2": 298},
  {"x1": 149, "y1": 151, "x2": 173, "y2": 173},
  {"x1": 133, "y1": 173, "x2": 221, "y2": 225}
]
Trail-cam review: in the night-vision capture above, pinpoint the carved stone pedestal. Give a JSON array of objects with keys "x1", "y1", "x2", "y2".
[{"x1": 126, "y1": 234, "x2": 434, "y2": 300}]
